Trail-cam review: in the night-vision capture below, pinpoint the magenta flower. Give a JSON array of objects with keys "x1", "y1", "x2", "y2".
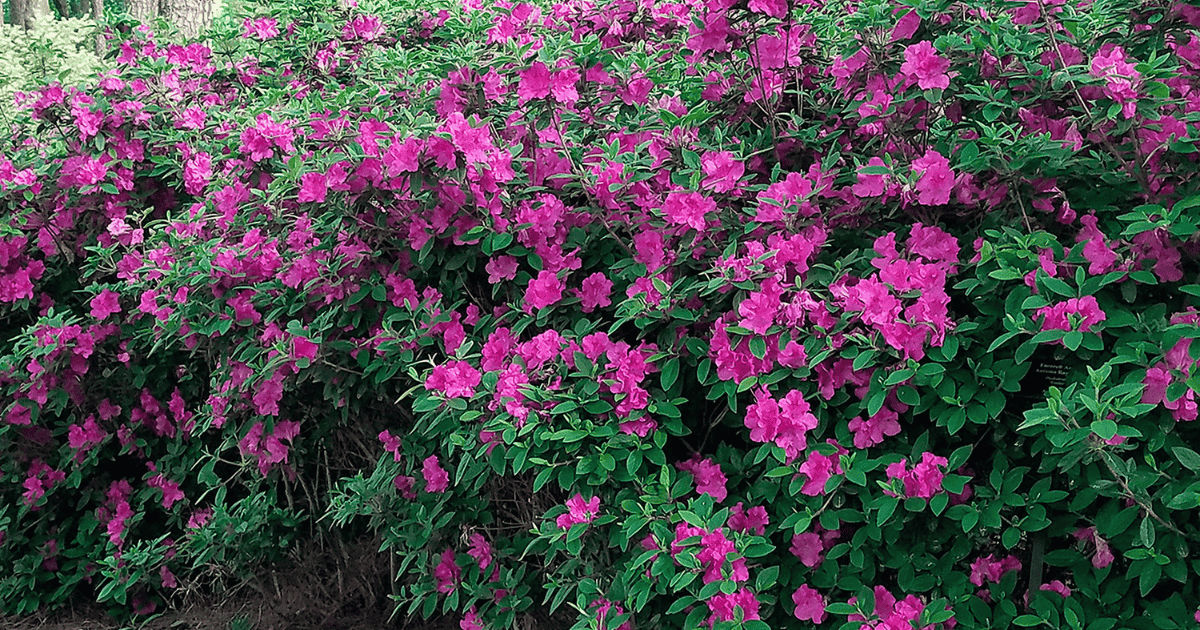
[
  {"x1": 727, "y1": 503, "x2": 769, "y2": 536},
  {"x1": 183, "y1": 152, "x2": 212, "y2": 195},
  {"x1": 1090, "y1": 45, "x2": 1140, "y2": 119},
  {"x1": 748, "y1": 0, "x2": 787, "y2": 18},
  {"x1": 853, "y1": 157, "x2": 889, "y2": 198},
  {"x1": 467, "y1": 533, "x2": 492, "y2": 570},
  {"x1": 90, "y1": 289, "x2": 121, "y2": 320},
  {"x1": 677, "y1": 455, "x2": 728, "y2": 501},
  {"x1": 241, "y1": 17, "x2": 278, "y2": 40},
  {"x1": 461, "y1": 607, "x2": 485, "y2": 630},
  {"x1": 848, "y1": 407, "x2": 901, "y2": 449},
  {"x1": 555, "y1": 494, "x2": 600, "y2": 529},
  {"x1": 797, "y1": 443, "x2": 846, "y2": 495},
  {"x1": 486, "y1": 255, "x2": 518, "y2": 284},
  {"x1": 701, "y1": 151, "x2": 745, "y2": 193},
  {"x1": 707, "y1": 587, "x2": 760, "y2": 625},
  {"x1": 1041, "y1": 580, "x2": 1071, "y2": 598},
  {"x1": 591, "y1": 599, "x2": 631, "y2": 630},
  {"x1": 886, "y1": 452, "x2": 948, "y2": 498},
  {"x1": 662, "y1": 190, "x2": 716, "y2": 232},
  {"x1": 577, "y1": 272, "x2": 613, "y2": 312},
  {"x1": 423, "y1": 455, "x2": 450, "y2": 493},
  {"x1": 434, "y1": 548, "x2": 460, "y2": 593},
  {"x1": 297, "y1": 172, "x2": 328, "y2": 203},
  {"x1": 68, "y1": 415, "x2": 107, "y2": 452},
  {"x1": 790, "y1": 532, "x2": 825, "y2": 567},
  {"x1": 342, "y1": 14, "x2": 385, "y2": 40},
  {"x1": 1073, "y1": 527, "x2": 1115, "y2": 568},
  {"x1": 425, "y1": 360, "x2": 482, "y2": 399},
  {"x1": 792, "y1": 585, "x2": 827, "y2": 623},
  {"x1": 524, "y1": 270, "x2": 563, "y2": 312},
  {"x1": 900, "y1": 40, "x2": 952, "y2": 90},
  {"x1": 148, "y1": 474, "x2": 185, "y2": 509},
  {"x1": 1035, "y1": 295, "x2": 1106, "y2": 333},
  {"x1": 517, "y1": 61, "x2": 553, "y2": 105},
  {"x1": 911, "y1": 149, "x2": 954, "y2": 206},
  {"x1": 970, "y1": 553, "x2": 1022, "y2": 586},
  {"x1": 1077, "y1": 214, "x2": 1119, "y2": 274}
]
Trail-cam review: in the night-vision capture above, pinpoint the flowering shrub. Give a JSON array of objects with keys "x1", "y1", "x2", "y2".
[{"x1": 1, "y1": 0, "x2": 1199, "y2": 628}]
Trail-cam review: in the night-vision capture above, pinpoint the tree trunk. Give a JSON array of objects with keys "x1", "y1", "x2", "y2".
[
  {"x1": 10, "y1": 0, "x2": 32, "y2": 28},
  {"x1": 126, "y1": 0, "x2": 157, "y2": 23},
  {"x1": 163, "y1": 0, "x2": 209, "y2": 38},
  {"x1": 30, "y1": 0, "x2": 50, "y2": 22},
  {"x1": 51, "y1": 0, "x2": 67, "y2": 18},
  {"x1": 91, "y1": 0, "x2": 103, "y2": 57}
]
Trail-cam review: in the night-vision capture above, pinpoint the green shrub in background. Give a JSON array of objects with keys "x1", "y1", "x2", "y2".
[
  {"x1": 0, "y1": 0, "x2": 1199, "y2": 628},
  {"x1": 0, "y1": 14, "x2": 104, "y2": 126}
]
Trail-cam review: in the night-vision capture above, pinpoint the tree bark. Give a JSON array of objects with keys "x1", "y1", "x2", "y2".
[
  {"x1": 10, "y1": 0, "x2": 31, "y2": 28},
  {"x1": 52, "y1": 0, "x2": 67, "y2": 18},
  {"x1": 126, "y1": 0, "x2": 157, "y2": 23},
  {"x1": 163, "y1": 0, "x2": 210, "y2": 38},
  {"x1": 91, "y1": 0, "x2": 103, "y2": 57},
  {"x1": 31, "y1": 0, "x2": 50, "y2": 22}
]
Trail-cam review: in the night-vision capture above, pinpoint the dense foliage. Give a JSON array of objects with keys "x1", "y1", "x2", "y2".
[
  {"x1": 0, "y1": 14, "x2": 104, "y2": 123},
  {"x1": 1, "y1": 0, "x2": 1199, "y2": 627}
]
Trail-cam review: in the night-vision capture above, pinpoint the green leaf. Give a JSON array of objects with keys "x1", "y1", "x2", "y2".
[
  {"x1": 749, "y1": 336, "x2": 767, "y2": 360},
  {"x1": 1042, "y1": 276, "x2": 1075, "y2": 297},
  {"x1": 987, "y1": 331, "x2": 1019, "y2": 353},
  {"x1": 1013, "y1": 615, "x2": 1046, "y2": 627},
  {"x1": 942, "y1": 474, "x2": 971, "y2": 494},
  {"x1": 551, "y1": 401, "x2": 578, "y2": 414},
  {"x1": 1167, "y1": 492, "x2": 1200, "y2": 510},
  {"x1": 876, "y1": 496, "x2": 898, "y2": 527},
  {"x1": 661, "y1": 357, "x2": 680, "y2": 391},
  {"x1": 885, "y1": 369, "x2": 915, "y2": 386},
  {"x1": 1091, "y1": 419, "x2": 1118, "y2": 441},
  {"x1": 1139, "y1": 518, "x2": 1155, "y2": 548},
  {"x1": 1172, "y1": 446, "x2": 1200, "y2": 472}
]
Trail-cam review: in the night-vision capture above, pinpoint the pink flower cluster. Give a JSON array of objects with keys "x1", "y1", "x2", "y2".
[
  {"x1": 516, "y1": 60, "x2": 581, "y2": 106},
  {"x1": 1036, "y1": 295, "x2": 1106, "y2": 333},
  {"x1": 743, "y1": 386, "x2": 819, "y2": 461},
  {"x1": 706, "y1": 587, "x2": 760, "y2": 626},
  {"x1": 670, "y1": 524, "x2": 747, "y2": 584},
  {"x1": 969, "y1": 554, "x2": 1021, "y2": 587},
  {"x1": 1090, "y1": 44, "x2": 1141, "y2": 119},
  {"x1": 425, "y1": 360, "x2": 482, "y2": 399},
  {"x1": 885, "y1": 452, "x2": 948, "y2": 499},
  {"x1": 792, "y1": 584, "x2": 827, "y2": 623},
  {"x1": 727, "y1": 502, "x2": 769, "y2": 536},
  {"x1": 591, "y1": 599, "x2": 632, "y2": 630},
  {"x1": 677, "y1": 455, "x2": 728, "y2": 501},
  {"x1": 790, "y1": 524, "x2": 841, "y2": 567},
  {"x1": 238, "y1": 420, "x2": 300, "y2": 476},
  {"x1": 846, "y1": 585, "x2": 939, "y2": 629},
  {"x1": 900, "y1": 41, "x2": 952, "y2": 90},
  {"x1": 832, "y1": 225, "x2": 959, "y2": 361},
  {"x1": 423, "y1": 455, "x2": 450, "y2": 493},
  {"x1": 797, "y1": 440, "x2": 848, "y2": 496},
  {"x1": 555, "y1": 494, "x2": 599, "y2": 529},
  {"x1": 1073, "y1": 526, "x2": 1115, "y2": 568},
  {"x1": 434, "y1": 548, "x2": 460, "y2": 594},
  {"x1": 22, "y1": 460, "x2": 65, "y2": 506},
  {"x1": 1141, "y1": 309, "x2": 1200, "y2": 421}
]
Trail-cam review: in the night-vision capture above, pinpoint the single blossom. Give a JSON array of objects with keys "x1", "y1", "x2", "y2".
[
  {"x1": 792, "y1": 585, "x2": 827, "y2": 623},
  {"x1": 556, "y1": 493, "x2": 600, "y2": 529},
  {"x1": 423, "y1": 455, "x2": 450, "y2": 493},
  {"x1": 900, "y1": 40, "x2": 952, "y2": 89}
]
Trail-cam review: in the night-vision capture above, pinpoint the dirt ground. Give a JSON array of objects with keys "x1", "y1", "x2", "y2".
[{"x1": 1, "y1": 536, "x2": 461, "y2": 630}]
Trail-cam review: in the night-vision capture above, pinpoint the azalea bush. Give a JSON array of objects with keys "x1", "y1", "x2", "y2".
[{"x1": 1, "y1": 0, "x2": 1200, "y2": 626}]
